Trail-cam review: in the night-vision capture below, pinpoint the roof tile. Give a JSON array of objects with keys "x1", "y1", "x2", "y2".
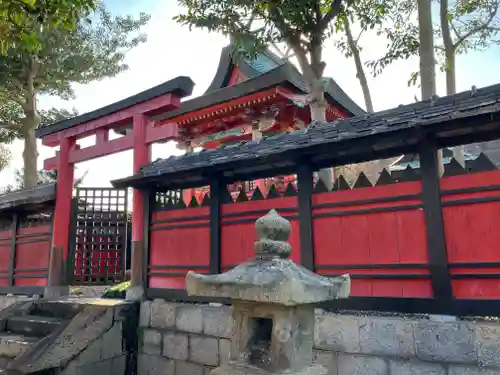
[{"x1": 112, "y1": 83, "x2": 500, "y2": 188}]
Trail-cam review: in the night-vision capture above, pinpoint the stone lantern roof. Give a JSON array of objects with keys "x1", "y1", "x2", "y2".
[{"x1": 186, "y1": 209, "x2": 350, "y2": 306}]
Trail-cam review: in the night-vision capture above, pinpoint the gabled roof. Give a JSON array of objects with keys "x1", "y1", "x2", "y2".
[
  {"x1": 112, "y1": 83, "x2": 500, "y2": 190},
  {"x1": 204, "y1": 44, "x2": 285, "y2": 94},
  {"x1": 36, "y1": 76, "x2": 195, "y2": 138},
  {"x1": 152, "y1": 64, "x2": 307, "y2": 122},
  {"x1": 175, "y1": 43, "x2": 366, "y2": 118}
]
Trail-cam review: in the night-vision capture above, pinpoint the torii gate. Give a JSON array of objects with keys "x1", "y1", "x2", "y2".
[{"x1": 36, "y1": 76, "x2": 194, "y2": 298}]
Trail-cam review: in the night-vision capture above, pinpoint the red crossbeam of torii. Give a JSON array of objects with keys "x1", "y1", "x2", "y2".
[{"x1": 42, "y1": 92, "x2": 182, "y2": 170}]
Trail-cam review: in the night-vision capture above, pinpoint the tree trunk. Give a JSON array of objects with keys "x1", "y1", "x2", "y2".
[
  {"x1": 417, "y1": 0, "x2": 436, "y2": 99},
  {"x1": 22, "y1": 57, "x2": 41, "y2": 188},
  {"x1": 294, "y1": 46, "x2": 333, "y2": 190},
  {"x1": 418, "y1": 0, "x2": 444, "y2": 175},
  {"x1": 345, "y1": 19, "x2": 374, "y2": 113},
  {"x1": 310, "y1": 84, "x2": 333, "y2": 190},
  {"x1": 22, "y1": 126, "x2": 39, "y2": 187},
  {"x1": 440, "y1": 0, "x2": 464, "y2": 166}
]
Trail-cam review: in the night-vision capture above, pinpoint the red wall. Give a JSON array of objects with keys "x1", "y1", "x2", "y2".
[
  {"x1": 0, "y1": 228, "x2": 13, "y2": 286},
  {"x1": 221, "y1": 196, "x2": 300, "y2": 270},
  {"x1": 441, "y1": 170, "x2": 500, "y2": 299},
  {"x1": 148, "y1": 169, "x2": 500, "y2": 300},
  {"x1": 0, "y1": 223, "x2": 51, "y2": 287},
  {"x1": 312, "y1": 181, "x2": 431, "y2": 298},
  {"x1": 149, "y1": 206, "x2": 210, "y2": 289}
]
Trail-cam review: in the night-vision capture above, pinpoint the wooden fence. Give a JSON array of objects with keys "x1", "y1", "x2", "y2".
[{"x1": 144, "y1": 154, "x2": 500, "y2": 315}]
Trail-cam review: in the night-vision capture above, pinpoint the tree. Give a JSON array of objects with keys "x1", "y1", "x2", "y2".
[
  {"x1": 176, "y1": 0, "x2": 366, "y2": 189},
  {"x1": 334, "y1": 0, "x2": 393, "y2": 113},
  {"x1": 177, "y1": 0, "x2": 356, "y2": 121},
  {"x1": 0, "y1": 4, "x2": 150, "y2": 187},
  {"x1": 0, "y1": 144, "x2": 10, "y2": 171},
  {"x1": 0, "y1": 0, "x2": 96, "y2": 54},
  {"x1": 440, "y1": 0, "x2": 500, "y2": 165}
]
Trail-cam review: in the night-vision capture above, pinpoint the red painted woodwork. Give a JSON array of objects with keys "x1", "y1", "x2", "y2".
[
  {"x1": 441, "y1": 170, "x2": 500, "y2": 298},
  {"x1": 42, "y1": 93, "x2": 180, "y2": 147},
  {"x1": 144, "y1": 121, "x2": 178, "y2": 144},
  {"x1": 72, "y1": 234, "x2": 123, "y2": 282},
  {"x1": 0, "y1": 230, "x2": 12, "y2": 286},
  {"x1": 0, "y1": 225, "x2": 51, "y2": 287},
  {"x1": 147, "y1": 170, "x2": 500, "y2": 300},
  {"x1": 44, "y1": 123, "x2": 177, "y2": 170},
  {"x1": 132, "y1": 114, "x2": 152, "y2": 243},
  {"x1": 51, "y1": 138, "x2": 75, "y2": 261},
  {"x1": 159, "y1": 87, "x2": 295, "y2": 126},
  {"x1": 15, "y1": 226, "x2": 51, "y2": 286},
  {"x1": 221, "y1": 198, "x2": 301, "y2": 269},
  {"x1": 312, "y1": 182, "x2": 431, "y2": 298},
  {"x1": 228, "y1": 67, "x2": 246, "y2": 86},
  {"x1": 149, "y1": 206, "x2": 210, "y2": 289}
]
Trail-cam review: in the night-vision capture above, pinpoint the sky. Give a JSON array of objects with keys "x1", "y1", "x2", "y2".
[{"x1": 1, "y1": 0, "x2": 499, "y2": 189}]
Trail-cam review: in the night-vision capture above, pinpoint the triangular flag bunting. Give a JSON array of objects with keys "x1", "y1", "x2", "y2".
[
  {"x1": 267, "y1": 185, "x2": 281, "y2": 199},
  {"x1": 470, "y1": 153, "x2": 497, "y2": 173},
  {"x1": 283, "y1": 183, "x2": 297, "y2": 196},
  {"x1": 375, "y1": 169, "x2": 395, "y2": 186},
  {"x1": 353, "y1": 172, "x2": 373, "y2": 188}
]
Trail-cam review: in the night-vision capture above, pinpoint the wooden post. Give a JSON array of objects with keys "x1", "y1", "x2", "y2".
[
  {"x1": 9, "y1": 213, "x2": 18, "y2": 287},
  {"x1": 46, "y1": 137, "x2": 75, "y2": 298},
  {"x1": 127, "y1": 114, "x2": 152, "y2": 300},
  {"x1": 142, "y1": 191, "x2": 151, "y2": 289},
  {"x1": 209, "y1": 178, "x2": 222, "y2": 274},
  {"x1": 419, "y1": 137, "x2": 453, "y2": 299},
  {"x1": 297, "y1": 163, "x2": 315, "y2": 271}
]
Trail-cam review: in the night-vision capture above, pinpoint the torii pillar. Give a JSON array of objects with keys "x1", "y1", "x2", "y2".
[
  {"x1": 126, "y1": 114, "x2": 152, "y2": 301},
  {"x1": 45, "y1": 137, "x2": 76, "y2": 298}
]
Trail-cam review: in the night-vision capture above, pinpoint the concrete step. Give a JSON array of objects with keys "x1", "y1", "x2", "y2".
[
  {"x1": 6, "y1": 315, "x2": 63, "y2": 337},
  {"x1": 0, "y1": 334, "x2": 39, "y2": 358},
  {"x1": 30, "y1": 301, "x2": 81, "y2": 320}
]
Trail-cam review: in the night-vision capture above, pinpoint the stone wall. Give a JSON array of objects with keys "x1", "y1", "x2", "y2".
[
  {"x1": 139, "y1": 299, "x2": 500, "y2": 375},
  {"x1": 56, "y1": 302, "x2": 137, "y2": 375},
  {"x1": 59, "y1": 321, "x2": 128, "y2": 375}
]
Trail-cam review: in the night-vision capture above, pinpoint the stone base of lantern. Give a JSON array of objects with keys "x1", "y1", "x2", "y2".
[{"x1": 211, "y1": 364, "x2": 328, "y2": 375}]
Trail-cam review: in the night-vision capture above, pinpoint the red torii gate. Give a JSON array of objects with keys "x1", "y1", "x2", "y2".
[{"x1": 36, "y1": 77, "x2": 194, "y2": 298}]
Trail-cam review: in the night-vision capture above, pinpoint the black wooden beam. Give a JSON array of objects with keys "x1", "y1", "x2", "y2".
[
  {"x1": 297, "y1": 163, "x2": 315, "y2": 271},
  {"x1": 419, "y1": 138, "x2": 453, "y2": 299},
  {"x1": 66, "y1": 198, "x2": 78, "y2": 284},
  {"x1": 142, "y1": 191, "x2": 152, "y2": 288},
  {"x1": 209, "y1": 179, "x2": 222, "y2": 274},
  {"x1": 9, "y1": 213, "x2": 18, "y2": 287}
]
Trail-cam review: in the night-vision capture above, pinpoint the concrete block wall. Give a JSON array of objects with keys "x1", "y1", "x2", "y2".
[{"x1": 139, "y1": 299, "x2": 500, "y2": 375}]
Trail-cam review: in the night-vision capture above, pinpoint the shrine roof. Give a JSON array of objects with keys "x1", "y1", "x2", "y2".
[
  {"x1": 152, "y1": 63, "x2": 307, "y2": 122},
  {"x1": 35, "y1": 76, "x2": 194, "y2": 138},
  {"x1": 153, "y1": 44, "x2": 365, "y2": 122},
  {"x1": 112, "y1": 83, "x2": 500, "y2": 190},
  {"x1": 0, "y1": 183, "x2": 56, "y2": 213}
]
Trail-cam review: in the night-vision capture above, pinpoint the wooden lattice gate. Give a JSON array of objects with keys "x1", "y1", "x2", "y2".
[{"x1": 68, "y1": 187, "x2": 129, "y2": 285}]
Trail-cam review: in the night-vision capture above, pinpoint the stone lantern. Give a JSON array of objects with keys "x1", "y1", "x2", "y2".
[{"x1": 186, "y1": 209, "x2": 350, "y2": 375}]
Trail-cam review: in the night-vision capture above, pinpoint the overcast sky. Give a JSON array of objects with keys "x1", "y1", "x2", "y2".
[{"x1": 1, "y1": 0, "x2": 499, "y2": 188}]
